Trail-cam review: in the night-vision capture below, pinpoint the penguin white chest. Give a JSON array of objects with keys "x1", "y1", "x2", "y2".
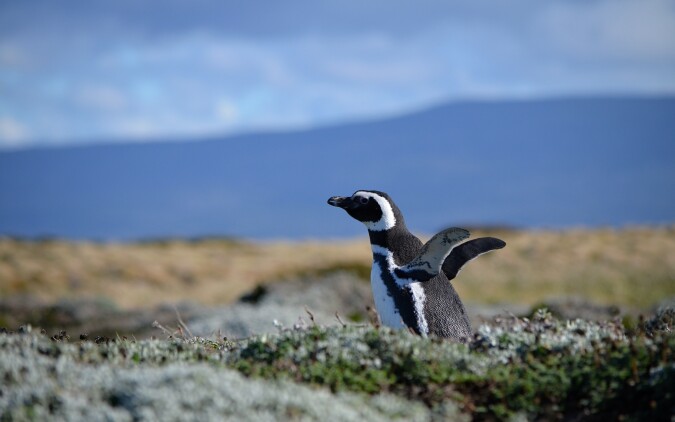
[{"x1": 370, "y1": 258, "x2": 406, "y2": 329}]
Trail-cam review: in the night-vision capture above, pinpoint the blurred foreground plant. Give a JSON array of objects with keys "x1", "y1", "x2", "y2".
[{"x1": 1, "y1": 307, "x2": 673, "y2": 421}]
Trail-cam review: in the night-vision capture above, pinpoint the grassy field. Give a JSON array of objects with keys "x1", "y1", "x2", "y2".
[
  {"x1": 1, "y1": 226, "x2": 674, "y2": 310},
  {"x1": 1, "y1": 228, "x2": 674, "y2": 420}
]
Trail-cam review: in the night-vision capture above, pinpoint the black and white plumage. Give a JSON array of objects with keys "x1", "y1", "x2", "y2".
[{"x1": 327, "y1": 190, "x2": 505, "y2": 341}]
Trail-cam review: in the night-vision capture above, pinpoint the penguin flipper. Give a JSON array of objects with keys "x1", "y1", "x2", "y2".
[
  {"x1": 442, "y1": 237, "x2": 506, "y2": 280},
  {"x1": 394, "y1": 227, "x2": 470, "y2": 282}
]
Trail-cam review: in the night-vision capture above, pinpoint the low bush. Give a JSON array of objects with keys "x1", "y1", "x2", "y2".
[{"x1": 1, "y1": 307, "x2": 673, "y2": 420}]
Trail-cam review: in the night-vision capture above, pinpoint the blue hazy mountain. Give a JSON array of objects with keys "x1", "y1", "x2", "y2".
[{"x1": 1, "y1": 97, "x2": 673, "y2": 240}]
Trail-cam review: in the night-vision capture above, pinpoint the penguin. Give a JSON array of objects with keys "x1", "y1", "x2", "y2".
[{"x1": 327, "y1": 190, "x2": 505, "y2": 341}]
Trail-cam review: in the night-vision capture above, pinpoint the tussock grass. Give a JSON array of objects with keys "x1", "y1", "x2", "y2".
[
  {"x1": 0, "y1": 237, "x2": 368, "y2": 308},
  {"x1": 0, "y1": 226, "x2": 673, "y2": 309},
  {"x1": 452, "y1": 227, "x2": 675, "y2": 308}
]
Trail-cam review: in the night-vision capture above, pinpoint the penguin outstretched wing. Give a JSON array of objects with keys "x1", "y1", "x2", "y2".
[
  {"x1": 442, "y1": 237, "x2": 506, "y2": 280},
  {"x1": 394, "y1": 227, "x2": 470, "y2": 282}
]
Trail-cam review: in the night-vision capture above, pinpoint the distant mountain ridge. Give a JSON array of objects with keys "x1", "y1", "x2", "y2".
[{"x1": 1, "y1": 96, "x2": 674, "y2": 240}]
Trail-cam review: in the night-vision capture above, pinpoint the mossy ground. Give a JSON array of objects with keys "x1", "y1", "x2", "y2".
[{"x1": 2, "y1": 307, "x2": 673, "y2": 421}]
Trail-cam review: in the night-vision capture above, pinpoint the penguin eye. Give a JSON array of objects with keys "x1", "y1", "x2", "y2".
[{"x1": 358, "y1": 197, "x2": 369, "y2": 204}]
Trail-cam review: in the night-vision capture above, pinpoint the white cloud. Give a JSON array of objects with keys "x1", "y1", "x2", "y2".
[
  {"x1": 0, "y1": 43, "x2": 29, "y2": 67},
  {"x1": 538, "y1": 0, "x2": 675, "y2": 61},
  {"x1": 112, "y1": 117, "x2": 164, "y2": 139},
  {"x1": 0, "y1": 116, "x2": 30, "y2": 147},
  {"x1": 76, "y1": 84, "x2": 128, "y2": 111},
  {"x1": 214, "y1": 98, "x2": 239, "y2": 124},
  {"x1": 1, "y1": 0, "x2": 674, "y2": 148}
]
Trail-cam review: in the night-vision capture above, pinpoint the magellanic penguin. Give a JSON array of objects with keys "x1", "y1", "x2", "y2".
[{"x1": 327, "y1": 190, "x2": 505, "y2": 342}]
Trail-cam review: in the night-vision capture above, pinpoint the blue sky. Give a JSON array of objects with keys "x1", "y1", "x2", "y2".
[{"x1": 1, "y1": 0, "x2": 674, "y2": 148}]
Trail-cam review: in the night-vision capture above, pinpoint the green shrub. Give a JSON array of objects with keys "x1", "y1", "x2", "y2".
[{"x1": 1, "y1": 307, "x2": 673, "y2": 421}]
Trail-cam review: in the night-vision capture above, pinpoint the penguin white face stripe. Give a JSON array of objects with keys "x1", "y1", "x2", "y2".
[{"x1": 354, "y1": 191, "x2": 396, "y2": 231}]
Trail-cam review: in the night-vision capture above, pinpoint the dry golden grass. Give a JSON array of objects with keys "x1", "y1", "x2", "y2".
[
  {"x1": 452, "y1": 227, "x2": 675, "y2": 308},
  {"x1": 0, "y1": 237, "x2": 369, "y2": 308},
  {"x1": 0, "y1": 226, "x2": 673, "y2": 310}
]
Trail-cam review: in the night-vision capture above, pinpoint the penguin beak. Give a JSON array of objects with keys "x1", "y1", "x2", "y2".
[{"x1": 327, "y1": 196, "x2": 355, "y2": 209}]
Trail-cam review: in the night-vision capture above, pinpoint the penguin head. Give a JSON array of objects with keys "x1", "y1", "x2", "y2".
[{"x1": 327, "y1": 190, "x2": 400, "y2": 231}]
